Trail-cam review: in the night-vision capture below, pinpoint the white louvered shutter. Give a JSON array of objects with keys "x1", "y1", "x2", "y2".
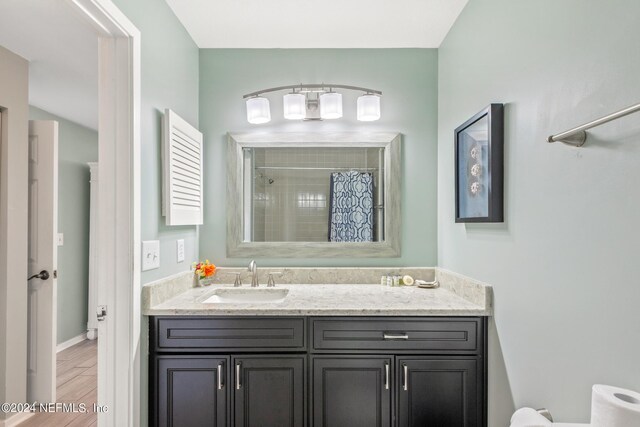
[{"x1": 162, "y1": 109, "x2": 204, "y2": 225}]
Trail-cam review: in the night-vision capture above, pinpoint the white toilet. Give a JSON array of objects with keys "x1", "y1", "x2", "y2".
[
  {"x1": 510, "y1": 384, "x2": 640, "y2": 427},
  {"x1": 510, "y1": 408, "x2": 589, "y2": 427}
]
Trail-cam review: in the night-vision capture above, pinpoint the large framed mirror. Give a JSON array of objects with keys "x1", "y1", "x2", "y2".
[{"x1": 227, "y1": 132, "x2": 401, "y2": 257}]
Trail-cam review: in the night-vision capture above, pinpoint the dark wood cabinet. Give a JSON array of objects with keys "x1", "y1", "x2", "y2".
[
  {"x1": 233, "y1": 356, "x2": 306, "y2": 427},
  {"x1": 312, "y1": 318, "x2": 481, "y2": 354},
  {"x1": 397, "y1": 358, "x2": 480, "y2": 427},
  {"x1": 155, "y1": 356, "x2": 228, "y2": 427},
  {"x1": 312, "y1": 356, "x2": 392, "y2": 427},
  {"x1": 154, "y1": 317, "x2": 306, "y2": 352},
  {"x1": 150, "y1": 316, "x2": 486, "y2": 427}
]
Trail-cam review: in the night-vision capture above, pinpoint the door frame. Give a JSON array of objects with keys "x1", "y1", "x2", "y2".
[{"x1": 67, "y1": 1, "x2": 141, "y2": 426}]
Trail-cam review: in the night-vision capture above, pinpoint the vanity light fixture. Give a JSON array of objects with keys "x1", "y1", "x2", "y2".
[{"x1": 243, "y1": 83, "x2": 382, "y2": 123}]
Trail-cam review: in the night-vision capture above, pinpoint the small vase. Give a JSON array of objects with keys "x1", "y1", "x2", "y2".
[{"x1": 196, "y1": 276, "x2": 215, "y2": 287}]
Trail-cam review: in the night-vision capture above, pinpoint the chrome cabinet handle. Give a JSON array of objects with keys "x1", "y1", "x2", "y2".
[
  {"x1": 383, "y1": 333, "x2": 409, "y2": 340},
  {"x1": 384, "y1": 363, "x2": 389, "y2": 390},
  {"x1": 236, "y1": 362, "x2": 241, "y2": 390},
  {"x1": 217, "y1": 363, "x2": 224, "y2": 390},
  {"x1": 403, "y1": 364, "x2": 408, "y2": 391}
]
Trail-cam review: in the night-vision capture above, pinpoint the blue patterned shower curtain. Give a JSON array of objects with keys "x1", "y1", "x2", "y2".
[{"x1": 328, "y1": 171, "x2": 374, "y2": 242}]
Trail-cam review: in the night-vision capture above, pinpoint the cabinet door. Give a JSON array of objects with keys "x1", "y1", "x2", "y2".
[
  {"x1": 312, "y1": 356, "x2": 392, "y2": 427},
  {"x1": 156, "y1": 356, "x2": 228, "y2": 427},
  {"x1": 233, "y1": 355, "x2": 305, "y2": 427},
  {"x1": 397, "y1": 358, "x2": 481, "y2": 427}
]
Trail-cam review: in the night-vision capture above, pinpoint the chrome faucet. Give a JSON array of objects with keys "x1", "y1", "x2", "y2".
[{"x1": 248, "y1": 260, "x2": 259, "y2": 287}]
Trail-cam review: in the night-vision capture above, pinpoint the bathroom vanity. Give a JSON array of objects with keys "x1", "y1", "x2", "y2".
[
  {"x1": 144, "y1": 269, "x2": 492, "y2": 427},
  {"x1": 149, "y1": 315, "x2": 486, "y2": 427}
]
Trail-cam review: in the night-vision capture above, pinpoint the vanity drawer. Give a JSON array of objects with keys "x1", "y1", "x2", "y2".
[
  {"x1": 152, "y1": 317, "x2": 306, "y2": 352},
  {"x1": 311, "y1": 317, "x2": 481, "y2": 354}
]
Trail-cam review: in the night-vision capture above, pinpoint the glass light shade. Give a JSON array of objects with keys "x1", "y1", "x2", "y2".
[
  {"x1": 357, "y1": 94, "x2": 381, "y2": 121},
  {"x1": 320, "y1": 92, "x2": 343, "y2": 119},
  {"x1": 246, "y1": 97, "x2": 271, "y2": 124},
  {"x1": 283, "y1": 93, "x2": 306, "y2": 120}
]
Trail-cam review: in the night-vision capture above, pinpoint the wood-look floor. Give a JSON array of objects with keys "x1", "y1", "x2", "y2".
[{"x1": 21, "y1": 339, "x2": 97, "y2": 427}]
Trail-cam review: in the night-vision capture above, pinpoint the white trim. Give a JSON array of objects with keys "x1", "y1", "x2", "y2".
[
  {"x1": 230, "y1": 131, "x2": 399, "y2": 145},
  {"x1": 0, "y1": 411, "x2": 34, "y2": 427},
  {"x1": 86, "y1": 162, "x2": 99, "y2": 340},
  {"x1": 56, "y1": 333, "x2": 87, "y2": 353},
  {"x1": 68, "y1": 1, "x2": 141, "y2": 427}
]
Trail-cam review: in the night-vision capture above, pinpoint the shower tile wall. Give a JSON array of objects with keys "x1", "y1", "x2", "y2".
[
  {"x1": 252, "y1": 148, "x2": 380, "y2": 242},
  {"x1": 252, "y1": 149, "x2": 266, "y2": 240}
]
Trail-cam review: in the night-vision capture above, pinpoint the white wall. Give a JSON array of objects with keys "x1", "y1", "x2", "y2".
[
  {"x1": 0, "y1": 45, "x2": 29, "y2": 422},
  {"x1": 438, "y1": 0, "x2": 640, "y2": 425}
]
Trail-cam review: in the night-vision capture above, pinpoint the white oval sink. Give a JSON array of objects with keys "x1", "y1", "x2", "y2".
[{"x1": 203, "y1": 287, "x2": 289, "y2": 304}]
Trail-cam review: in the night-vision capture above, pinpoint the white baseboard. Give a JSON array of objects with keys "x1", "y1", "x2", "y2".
[
  {"x1": 56, "y1": 332, "x2": 87, "y2": 353},
  {"x1": 0, "y1": 411, "x2": 34, "y2": 427}
]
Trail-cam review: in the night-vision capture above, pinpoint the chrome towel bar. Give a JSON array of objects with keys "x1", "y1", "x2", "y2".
[{"x1": 547, "y1": 102, "x2": 640, "y2": 147}]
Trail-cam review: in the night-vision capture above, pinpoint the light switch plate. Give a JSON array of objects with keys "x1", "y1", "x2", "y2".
[
  {"x1": 176, "y1": 239, "x2": 185, "y2": 263},
  {"x1": 57, "y1": 233, "x2": 64, "y2": 246},
  {"x1": 142, "y1": 240, "x2": 160, "y2": 271}
]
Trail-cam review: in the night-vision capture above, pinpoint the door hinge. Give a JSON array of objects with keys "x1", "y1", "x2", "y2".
[{"x1": 97, "y1": 305, "x2": 107, "y2": 321}]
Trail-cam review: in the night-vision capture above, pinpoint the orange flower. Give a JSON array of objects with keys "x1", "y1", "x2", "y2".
[{"x1": 202, "y1": 263, "x2": 216, "y2": 278}]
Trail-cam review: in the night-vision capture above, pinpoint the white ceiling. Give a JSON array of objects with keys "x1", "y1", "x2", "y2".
[
  {"x1": 166, "y1": 0, "x2": 469, "y2": 48},
  {"x1": 0, "y1": 0, "x2": 98, "y2": 130}
]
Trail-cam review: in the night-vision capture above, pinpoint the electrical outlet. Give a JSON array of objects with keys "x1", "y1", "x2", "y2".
[
  {"x1": 142, "y1": 240, "x2": 160, "y2": 271},
  {"x1": 176, "y1": 239, "x2": 185, "y2": 263},
  {"x1": 57, "y1": 233, "x2": 64, "y2": 246}
]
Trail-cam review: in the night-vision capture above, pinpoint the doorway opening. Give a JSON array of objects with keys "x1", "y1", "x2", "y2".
[{"x1": 0, "y1": 0, "x2": 140, "y2": 426}]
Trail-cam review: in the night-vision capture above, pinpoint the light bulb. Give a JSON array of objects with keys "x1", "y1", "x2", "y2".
[
  {"x1": 283, "y1": 93, "x2": 306, "y2": 120},
  {"x1": 246, "y1": 97, "x2": 271, "y2": 124},
  {"x1": 357, "y1": 94, "x2": 381, "y2": 121},
  {"x1": 320, "y1": 92, "x2": 343, "y2": 119}
]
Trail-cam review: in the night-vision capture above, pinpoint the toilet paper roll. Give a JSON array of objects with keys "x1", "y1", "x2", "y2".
[
  {"x1": 591, "y1": 384, "x2": 640, "y2": 427},
  {"x1": 510, "y1": 408, "x2": 553, "y2": 427}
]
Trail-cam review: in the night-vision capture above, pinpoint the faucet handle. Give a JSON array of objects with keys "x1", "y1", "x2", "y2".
[
  {"x1": 267, "y1": 272, "x2": 283, "y2": 288},
  {"x1": 223, "y1": 272, "x2": 243, "y2": 287},
  {"x1": 233, "y1": 273, "x2": 242, "y2": 287}
]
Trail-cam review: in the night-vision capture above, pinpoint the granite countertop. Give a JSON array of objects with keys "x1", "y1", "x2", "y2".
[{"x1": 143, "y1": 280, "x2": 491, "y2": 317}]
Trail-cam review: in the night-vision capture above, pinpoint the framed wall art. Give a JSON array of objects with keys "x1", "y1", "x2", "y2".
[{"x1": 455, "y1": 104, "x2": 504, "y2": 223}]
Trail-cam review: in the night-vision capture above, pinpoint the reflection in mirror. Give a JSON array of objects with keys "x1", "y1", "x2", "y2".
[
  {"x1": 227, "y1": 133, "x2": 401, "y2": 258},
  {"x1": 243, "y1": 147, "x2": 385, "y2": 243}
]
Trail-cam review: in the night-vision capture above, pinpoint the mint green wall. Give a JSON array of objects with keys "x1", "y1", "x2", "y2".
[
  {"x1": 438, "y1": 1, "x2": 640, "y2": 424},
  {"x1": 29, "y1": 106, "x2": 97, "y2": 345},
  {"x1": 113, "y1": 0, "x2": 200, "y2": 284},
  {"x1": 199, "y1": 49, "x2": 438, "y2": 267},
  {"x1": 110, "y1": 1, "x2": 199, "y2": 425}
]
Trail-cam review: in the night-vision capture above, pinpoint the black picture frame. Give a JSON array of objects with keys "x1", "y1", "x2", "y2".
[{"x1": 455, "y1": 104, "x2": 504, "y2": 223}]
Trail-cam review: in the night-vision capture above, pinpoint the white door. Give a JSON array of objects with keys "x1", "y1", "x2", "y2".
[{"x1": 27, "y1": 120, "x2": 58, "y2": 403}]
